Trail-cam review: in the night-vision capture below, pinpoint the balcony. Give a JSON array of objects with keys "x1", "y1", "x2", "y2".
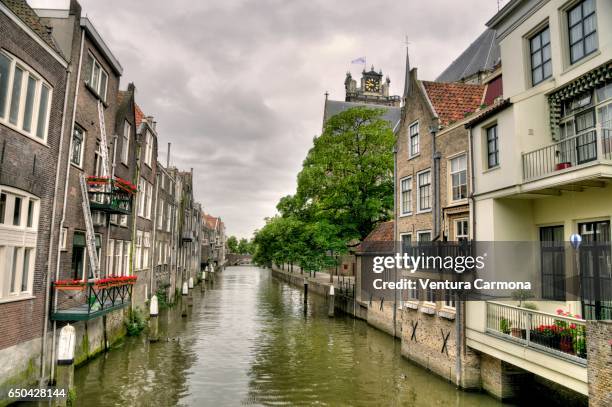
[
  {"x1": 486, "y1": 301, "x2": 587, "y2": 364},
  {"x1": 51, "y1": 276, "x2": 136, "y2": 321},
  {"x1": 182, "y1": 230, "x2": 194, "y2": 241},
  {"x1": 522, "y1": 127, "x2": 612, "y2": 182},
  {"x1": 87, "y1": 176, "x2": 136, "y2": 215}
]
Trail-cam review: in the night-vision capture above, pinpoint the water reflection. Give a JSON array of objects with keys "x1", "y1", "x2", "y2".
[{"x1": 71, "y1": 267, "x2": 501, "y2": 406}]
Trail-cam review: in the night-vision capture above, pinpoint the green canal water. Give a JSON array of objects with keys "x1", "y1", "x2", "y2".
[{"x1": 72, "y1": 266, "x2": 504, "y2": 406}]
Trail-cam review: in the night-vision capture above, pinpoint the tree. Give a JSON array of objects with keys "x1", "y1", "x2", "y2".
[
  {"x1": 297, "y1": 106, "x2": 394, "y2": 242},
  {"x1": 227, "y1": 236, "x2": 238, "y2": 254},
  {"x1": 237, "y1": 238, "x2": 251, "y2": 254}
]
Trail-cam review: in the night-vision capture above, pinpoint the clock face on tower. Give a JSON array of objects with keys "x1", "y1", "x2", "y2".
[{"x1": 365, "y1": 77, "x2": 380, "y2": 92}]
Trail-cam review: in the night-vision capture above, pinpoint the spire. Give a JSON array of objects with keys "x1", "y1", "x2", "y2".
[{"x1": 403, "y1": 42, "x2": 411, "y2": 100}]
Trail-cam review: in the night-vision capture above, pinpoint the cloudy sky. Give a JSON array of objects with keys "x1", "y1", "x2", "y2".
[{"x1": 31, "y1": 0, "x2": 505, "y2": 239}]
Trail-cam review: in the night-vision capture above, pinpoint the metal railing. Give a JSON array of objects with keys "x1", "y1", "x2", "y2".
[
  {"x1": 486, "y1": 301, "x2": 587, "y2": 364},
  {"x1": 522, "y1": 126, "x2": 612, "y2": 181}
]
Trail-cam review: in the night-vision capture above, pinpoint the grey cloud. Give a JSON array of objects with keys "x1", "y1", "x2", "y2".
[{"x1": 33, "y1": 0, "x2": 502, "y2": 238}]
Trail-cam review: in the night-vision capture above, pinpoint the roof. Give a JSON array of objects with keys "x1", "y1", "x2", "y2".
[
  {"x1": 364, "y1": 221, "x2": 394, "y2": 242},
  {"x1": 422, "y1": 81, "x2": 485, "y2": 126},
  {"x1": 80, "y1": 17, "x2": 123, "y2": 75},
  {"x1": 1, "y1": 0, "x2": 62, "y2": 55},
  {"x1": 464, "y1": 98, "x2": 512, "y2": 128},
  {"x1": 135, "y1": 104, "x2": 145, "y2": 127},
  {"x1": 436, "y1": 29, "x2": 499, "y2": 83},
  {"x1": 356, "y1": 220, "x2": 394, "y2": 254},
  {"x1": 323, "y1": 100, "x2": 401, "y2": 130},
  {"x1": 204, "y1": 214, "x2": 218, "y2": 229}
]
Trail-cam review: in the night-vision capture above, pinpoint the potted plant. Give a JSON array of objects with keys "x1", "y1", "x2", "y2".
[{"x1": 499, "y1": 318, "x2": 511, "y2": 335}]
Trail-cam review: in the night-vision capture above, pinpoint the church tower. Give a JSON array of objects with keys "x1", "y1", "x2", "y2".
[{"x1": 344, "y1": 66, "x2": 400, "y2": 107}]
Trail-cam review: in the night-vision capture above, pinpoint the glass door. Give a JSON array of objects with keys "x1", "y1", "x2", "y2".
[{"x1": 579, "y1": 221, "x2": 612, "y2": 320}]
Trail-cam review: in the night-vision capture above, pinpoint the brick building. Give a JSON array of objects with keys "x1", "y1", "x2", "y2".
[{"x1": 0, "y1": 0, "x2": 69, "y2": 393}]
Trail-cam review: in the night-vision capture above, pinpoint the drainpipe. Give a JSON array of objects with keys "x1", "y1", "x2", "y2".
[
  {"x1": 393, "y1": 144, "x2": 398, "y2": 337},
  {"x1": 40, "y1": 65, "x2": 71, "y2": 386},
  {"x1": 430, "y1": 121, "x2": 440, "y2": 240},
  {"x1": 49, "y1": 28, "x2": 85, "y2": 385}
]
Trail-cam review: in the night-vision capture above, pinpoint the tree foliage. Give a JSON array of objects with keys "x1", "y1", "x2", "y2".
[
  {"x1": 253, "y1": 107, "x2": 394, "y2": 271},
  {"x1": 227, "y1": 236, "x2": 238, "y2": 254}
]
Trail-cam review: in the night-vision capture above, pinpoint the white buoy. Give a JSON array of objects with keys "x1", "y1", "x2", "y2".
[
  {"x1": 57, "y1": 324, "x2": 76, "y2": 365},
  {"x1": 188, "y1": 277, "x2": 194, "y2": 289},
  {"x1": 329, "y1": 285, "x2": 335, "y2": 296},
  {"x1": 150, "y1": 295, "x2": 159, "y2": 317},
  {"x1": 182, "y1": 282, "x2": 189, "y2": 296}
]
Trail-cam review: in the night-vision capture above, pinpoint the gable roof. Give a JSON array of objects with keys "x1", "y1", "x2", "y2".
[
  {"x1": 1, "y1": 0, "x2": 62, "y2": 55},
  {"x1": 323, "y1": 100, "x2": 401, "y2": 131},
  {"x1": 436, "y1": 29, "x2": 499, "y2": 83},
  {"x1": 356, "y1": 220, "x2": 394, "y2": 254},
  {"x1": 135, "y1": 103, "x2": 145, "y2": 127},
  {"x1": 421, "y1": 81, "x2": 485, "y2": 126}
]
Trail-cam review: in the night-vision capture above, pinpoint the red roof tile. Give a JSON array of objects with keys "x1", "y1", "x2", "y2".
[
  {"x1": 363, "y1": 221, "x2": 394, "y2": 242},
  {"x1": 135, "y1": 103, "x2": 145, "y2": 127},
  {"x1": 422, "y1": 81, "x2": 485, "y2": 126}
]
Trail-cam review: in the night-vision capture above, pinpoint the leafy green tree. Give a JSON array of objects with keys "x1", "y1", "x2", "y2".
[{"x1": 227, "y1": 236, "x2": 238, "y2": 254}]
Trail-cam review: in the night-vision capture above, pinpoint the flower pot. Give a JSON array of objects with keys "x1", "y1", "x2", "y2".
[
  {"x1": 555, "y1": 162, "x2": 572, "y2": 171},
  {"x1": 511, "y1": 327, "x2": 522, "y2": 338}
]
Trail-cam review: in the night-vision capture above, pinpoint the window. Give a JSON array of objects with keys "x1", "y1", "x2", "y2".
[
  {"x1": 0, "y1": 186, "x2": 38, "y2": 299},
  {"x1": 166, "y1": 203, "x2": 172, "y2": 232},
  {"x1": 417, "y1": 231, "x2": 431, "y2": 243},
  {"x1": 71, "y1": 126, "x2": 84, "y2": 167},
  {"x1": 425, "y1": 285, "x2": 436, "y2": 305},
  {"x1": 143, "y1": 232, "x2": 150, "y2": 268},
  {"x1": 157, "y1": 198, "x2": 164, "y2": 229},
  {"x1": 444, "y1": 289, "x2": 456, "y2": 309},
  {"x1": 455, "y1": 219, "x2": 469, "y2": 242},
  {"x1": 135, "y1": 231, "x2": 142, "y2": 270},
  {"x1": 121, "y1": 120, "x2": 130, "y2": 164},
  {"x1": 401, "y1": 233, "x2": 412, "y2": 255},
  {"x1": 400, "y1": 177, "x2": 412, "y2": 215},
  {"x1": 138, "y1": 178, "x2": 146, "y2": 217},
  {"x1": 71, "y1": 232, "x2": 101, "y2": 280},
  {"x1": 540, "y1": 226, "x2": 565, "y2": 301},
  {"x1": 530, "y1": 27, "x2": 552, "y2": 85},
  {"x1": 450, "y1": 154, "x2": 467, "y2": 201},
  {"x1": 0, "y1": 51, "x2": 52, "y2": 141},
  {"x1": 114, "y1": 241, "x2": 122, "y2": 276},
  {"x1": 93, "y1": 141, "x2": 105, "y2": 177},
  {"x1": 417, "y1": 170, "x2": 431, "y2": 212},
  {"x1": 408, "y1": 279, "x2": 418, "y2": 301},
  {"x1": 486, "y1": 125, "x2": 499, "y2": 168},
  {"x1": 106, "y1": 239, "x2": 114, "y2": 276},
  {"x1": 123, "y1": 241, "x2": 130, "y2": 276},
  {"x1": 85, "y1": 53, "x2": 108, "y2": 101},
  {"x1": 568, "y1": 0, "x2": 597, "y2": 64},
  {"x1": 146, "y1": 183, "x2": 153, "y2": 219},
  {"x1": 60, "y1": 227, "x2": 67, "y2": 250},
  {"x1": 119, "y1": 215, "x2": 128, "y2": 227},
  {"x1": 144, "y1": 130, "x2": 153, "y2": 166},
  {"x1": 110, "y1": 214, "x2": 118, "y2": 225},
  {"x1": 409, "y1": 121, "x2": 419, "y2": 157}
]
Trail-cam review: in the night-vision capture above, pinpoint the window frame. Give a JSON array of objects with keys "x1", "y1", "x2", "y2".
[
  {"x1": 408, "y1": 121, "x2": 420, "y2": 158},
  {"x1": 416, "y1": 169, "x2": 432, "y2": 213},
  {"x1": 399, "y1": 176, "x2": 412, "y2": 216},
  {"x1": 449, "y1": 153, "x2": 468, "y2": 203},
  {"x1": 121, "y1": 120, "x2": 130, "y2": 165},
  {"x1": 540, "y1": 225, "x2": 566, "y2": 301},
  {"x1": 85, "y1": 52, "x2": 109, "y2": 102},
  {"x1": 454, "y1": 218, "x2": 469, "y2": 242},
  {"x1": 567, "y1": 0, "x2": 598, "y2": 65},
  {"x1": 529, "y1": 26, "x2": 552, "y2": 86},
  {"x1": 0, "y1": 50, "x2": 53, "y2": 144},
  {"x1": 70, "y1": 125, "x2": 85, "y2": 168},
  {"x1": 485, "y1": 124, "x2": 499, "y2": 169}
]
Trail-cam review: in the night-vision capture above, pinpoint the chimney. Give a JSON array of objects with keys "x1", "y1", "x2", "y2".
[{"x1": 167, "y1": 142, "x2": 171, "y2": 167}]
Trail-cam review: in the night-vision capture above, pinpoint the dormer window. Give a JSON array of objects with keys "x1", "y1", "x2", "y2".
[{"x1": 85, "y1": 53, "x2": 108, "y2": 102}]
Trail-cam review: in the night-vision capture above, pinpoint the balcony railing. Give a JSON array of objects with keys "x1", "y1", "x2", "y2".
[
  {"x1": 486, "y1": 301, "x2": 587, "y2": 364},
  {"x1": 87, "y1": 176, "x2": 136, "y2": 215},
  {"x1": 51, "y1": 276, "x2": 136, "y2": 321},
  {"x1": 522, "y1": 126, "x2": 612, "y2": 181}
]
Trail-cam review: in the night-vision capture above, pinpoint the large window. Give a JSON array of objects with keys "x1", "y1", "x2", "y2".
[
  {"x1": 135, "y1": 231, "x2": 142, "y2": 270},
  {"x1": 540, "y1": 226, "x2": 565, "y2": 301},
  {"x1": 486, "y1": 125, "x2": 499, "y2": 168},
  {"x1": 568, "y1": 0, "x2": 597, "y2": 64},
  {"x1": 0, "y1": 187, "x2": 38, "y2": 300},
  {"x1": 137, "y1": 178, "x2": 153, "y2": 219},
  {"x1": 85, "y1": 53, "x2": 108, "y2": 101},
  {"x1": 143, "y1": 232, "x2": 150, "y2": 268},
  {"x1": 530, "y1": 26, "x2": 552, "y2": 85},
  {"x1": 417, "y1": 170, "x2": 431, "y2": 212},
  {"x1": 0, "y1": 51, "x2": 52, "y2": 141},
  {"x1": 400, "y1": 177, "x2": 412, "y2": 215},
  {"x1": 70, "y1": 126, "x2": 85, "y2": 167},
  {"x1": 455, "y1": 219, "x2": 469, "y2": 242},
  {"x1": 450, "y1": 154, "x2": 467, "y2": 201},
  {"x1": 409, "y1": 121, "x2": 419, "y2": 157},
  {"x1": 121, "y1": 120, "x2": 130, "y2": 164}
]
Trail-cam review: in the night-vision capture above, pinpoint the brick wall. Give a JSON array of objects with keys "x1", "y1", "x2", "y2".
[
  {"x1": 587, "y1": 320, "x2": 612, "y2": 407},
  {"x1": 0, "y1": 9, "x2": 68, "y2": 351}
]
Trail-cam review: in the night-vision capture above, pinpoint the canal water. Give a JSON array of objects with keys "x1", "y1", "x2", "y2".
[{"x1": 73, "y1": 266, "x2": 503, "y2": 406}]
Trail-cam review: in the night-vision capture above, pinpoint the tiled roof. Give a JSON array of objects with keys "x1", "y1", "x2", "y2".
[
  {"x1": 135, "y1": 103, "x2": 145, "y2": 127},
  {"x1": 363, "y1": 221, "x2": 394, "y2": 242},
  {"x1": 1, "y1": 0, "x2": 62, "y2": 55},
  {"x1": 422, "y1": 81, "x2": 485, "y2": 126},
  {"x1": 323, "y1": 100, "x2": 401, "y2": 130},
  {"x1": 436, "y1": 29, "x2": 499, "y2": 83}
]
